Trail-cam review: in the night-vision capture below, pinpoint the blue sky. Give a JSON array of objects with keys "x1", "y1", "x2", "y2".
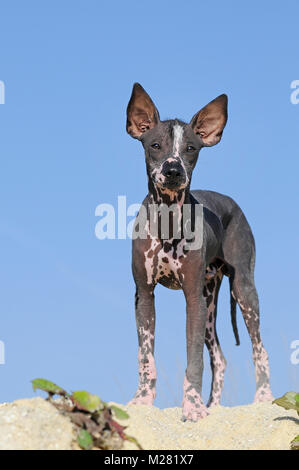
[{"x1": 0, "y1": 1, "x2": 298, "y2": 408}]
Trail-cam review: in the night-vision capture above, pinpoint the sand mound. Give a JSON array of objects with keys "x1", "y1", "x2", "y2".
[
  {"x1": 0, "y1": 398, "x2": 298, "y2": 450},
  {"x1": 122, "y1": 401, "x2": 298, "y2": 450},
  {"x1": 0, "y1": 397, "x2": 76, "y2": 450}
]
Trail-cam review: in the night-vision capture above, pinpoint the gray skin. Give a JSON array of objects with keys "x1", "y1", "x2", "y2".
[{"x1": 126, "y1": 83, "x2": 273, "y2": 421}]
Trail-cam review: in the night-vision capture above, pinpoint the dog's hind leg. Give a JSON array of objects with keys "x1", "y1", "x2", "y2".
[
  {"x1": 204, "y1": 268, "x2": 227, "y2": 407},
  {"x1": 230, "y1": 270, "x2": 274, "y2": 402},
  {"x1": 223, "y1": 211, "x2": 274, "y2": 403}
]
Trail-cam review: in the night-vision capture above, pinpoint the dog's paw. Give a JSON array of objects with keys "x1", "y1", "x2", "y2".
[
  {"x1": 254, "y1": 386, "x2": 274, "y2": 403},
  {"x1": 182, "y1": 377, "x2": 209, "y2": 421},
  {"x1": 181, "y1": 400, "x2": 209, "y2": 422}
]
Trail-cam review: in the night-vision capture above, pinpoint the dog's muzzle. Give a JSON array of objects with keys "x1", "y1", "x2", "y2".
[{"x1": 160, "y1": 161, "x2": 186, "y2": 189}]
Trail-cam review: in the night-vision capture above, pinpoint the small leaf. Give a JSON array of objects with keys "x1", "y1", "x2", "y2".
[
  {"x1": 273, "y1": 392, "x2": 299, "y2": 412},
  {"x1": 110, "y1": 405, "x2": 129, "y2": 420},
  {"x1": 72, "y1": 391, "x2": 102, "y2": 413},
  {"x1": 77, "y1": 429, "x2": 93, "y2": 450},
  {"x1": 32, "y1": 378, "x2": 66, "y2": 396},
  {"x1": 291, "y1": 435, "x2": 299, "y2": 451}
]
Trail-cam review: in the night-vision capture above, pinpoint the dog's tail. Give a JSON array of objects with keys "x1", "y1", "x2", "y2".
[{"x1": 229, "y1": 277, "x2": 240, "y2": 346}]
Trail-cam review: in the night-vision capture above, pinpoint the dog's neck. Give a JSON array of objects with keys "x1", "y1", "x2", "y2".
[
  {"x1": 147, "y1": 178, "x2": 191, "y2": 208},
  {"x1": 146, "y1": 179, "x2": 192, "y2": 241}
]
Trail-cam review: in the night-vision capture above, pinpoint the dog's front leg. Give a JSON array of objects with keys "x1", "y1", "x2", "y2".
[
  {"x1": 129, "y1": 286, "x2": 157, "y2": 405},
  {"x1": 182, "y1": 286, "x2": 209, "y2": 421}
]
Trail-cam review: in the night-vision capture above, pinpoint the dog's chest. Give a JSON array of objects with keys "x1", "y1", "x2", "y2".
[{"x1": 144, "y1": 237, "x2": 187, "y2": 289}]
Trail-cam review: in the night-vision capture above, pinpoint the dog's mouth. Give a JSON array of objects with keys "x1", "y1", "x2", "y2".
[
  {"x1": 162, "y1": 182, "x2": 185, "y2": 191},
  {"x1": 155, "y1": 179, "x2": 187, "y2": 192}
]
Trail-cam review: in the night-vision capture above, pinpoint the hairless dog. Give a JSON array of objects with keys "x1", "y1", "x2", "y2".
[{"x1": 126, "y1": 83, "x2": 273, "y2": 421}]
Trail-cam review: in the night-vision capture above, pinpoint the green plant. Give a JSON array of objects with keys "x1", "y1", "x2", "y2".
[
  {"x1": 273, "y1": 392, "x2": 299, "y2": 450},
  {"x1": 32, "y1": 378, "x2": 142, "y2": 450}
]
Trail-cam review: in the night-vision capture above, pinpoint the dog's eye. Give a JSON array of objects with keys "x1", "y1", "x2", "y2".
[
  {"x1": 151, "y1": 143, "x2": 161, "y2": 150},
  {"x1": 186, "y1": 145, "x2": 196, "y2": 152}
]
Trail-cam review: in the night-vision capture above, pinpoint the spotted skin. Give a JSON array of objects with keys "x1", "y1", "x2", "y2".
[
  {"x1": 129, "y1": 290, "x2": 157, "y2": 405},
  {"x1": 126, "y1": 83, "x2": 273, "y2": 420},
  {"x1": 182, "y1": 376, "x2": 209, "y2": 421},
  {"x1": 143, "y1": 199, "x2": 187, "y2": 290},
  {"x1": 129, "y1": 327, "x2": 156, "y2": 405},
  {"x1": 231, "y1": 289, "x2": 274, "y2": 403},
  {"x1": 204, "y1": 267, "x2": 227, "y2": 407}
]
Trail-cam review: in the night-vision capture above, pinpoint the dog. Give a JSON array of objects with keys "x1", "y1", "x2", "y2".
[{"x1": 126, "y1": 83, "x2": 273, "y2": 421}]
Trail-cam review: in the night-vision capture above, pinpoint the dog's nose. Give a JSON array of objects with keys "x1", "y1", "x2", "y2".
[
  {"x1": 165, "y1": 168, "x2": 182, "y2": 179},
  {"x1": 162, "y1": 161, "x2": 184, "y2": 183}
]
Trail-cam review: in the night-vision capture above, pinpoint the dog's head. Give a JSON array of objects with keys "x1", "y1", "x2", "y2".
[{"x1": 126, "y1": 83, "x2": 228, "y2": 193}]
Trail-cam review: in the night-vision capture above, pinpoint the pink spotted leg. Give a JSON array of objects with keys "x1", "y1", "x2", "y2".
[{"x1": 129, "y1": 289, "x2": 157, "y2": 405}]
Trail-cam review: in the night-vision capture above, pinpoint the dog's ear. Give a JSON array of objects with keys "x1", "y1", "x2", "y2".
[
  {"x1": 190, "y1": 94, "x2": 228, "y2": 146},
  {"x1": 126, "y1": 83, "x2": 160, "y2": 139}
]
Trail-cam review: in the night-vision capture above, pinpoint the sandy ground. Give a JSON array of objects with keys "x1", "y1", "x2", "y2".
[
  {"x1": 122, "y1": 401, "x2": 299, "y2": 450},
  {"x1": 0, "y1": 397, "x2": 298, "y2": 450},
  {"x1": 0, "y1": 397, "x2": 77, "y2": 450}
]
